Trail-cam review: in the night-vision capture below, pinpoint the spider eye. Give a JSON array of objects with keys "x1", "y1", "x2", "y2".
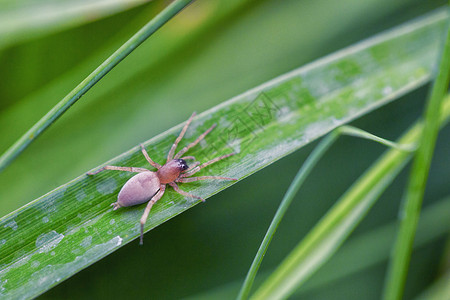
[{"x1": 177, "y1": 159, "x2": 189, "y2": 170}]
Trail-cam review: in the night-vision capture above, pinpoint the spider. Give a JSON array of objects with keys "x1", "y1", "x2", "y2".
[{"x1": 88, "y1": 112, "x2": 236, "y2": 244}]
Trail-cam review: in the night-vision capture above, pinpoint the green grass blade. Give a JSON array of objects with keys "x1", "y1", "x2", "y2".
[
  {"x1": 0, "y1": 11, "x2": 447, "y2": 299},
  {"x1": 250, "y1": 95, "x2": 450, "y2": 300},
  {"x1": 237, "y1": 123, "x2": 416, "y2": 300},
  {"x1": 338, "y1": 125, "x2": 416, "y2": 152},
  {"x1": 0, "y1": 0, "x2": 194, "y2": 172},
  {"x1": 237, "y1": 132, "x2": 339, "y2": 300},
  {"x1": 383, "y1": 14, "x2": 450, "y2": 300},
  {"x1": 295, "y1": 195, "x2": 450, "y2": 297},
  {"x1": 183, "y1": 195, "x2": 450, "y2": 300}
]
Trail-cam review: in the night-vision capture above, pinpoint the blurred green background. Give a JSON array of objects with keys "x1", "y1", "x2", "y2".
[{"x1": 0, "y1": 0, "x2": 448, "y2": 299}]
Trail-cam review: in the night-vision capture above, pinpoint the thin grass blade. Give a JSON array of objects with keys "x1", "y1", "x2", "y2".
[
  {"x1": 0, "y1": 0, "x2": 194, "y2": 172},
  {"x1": 250, "y1": 95, "x2": 450, "y2": 300},
  {"x1": 183, "y1": 196, "x2": 450, "y2": 300},
  {"x1": 237, "y1": 132, "x2": 339, "y2": 300},
  {"x1": 237, "y1": 122, "x2": 418, "y2": 299}
]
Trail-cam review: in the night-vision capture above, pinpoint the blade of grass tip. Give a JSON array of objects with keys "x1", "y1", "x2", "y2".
[
  {"x1": 338, "y1": 126, "x2": 416, "y2": 152},
  {"x1": 236, "y1": 132, "x2": 339, "y2": 300},
  {"x1": 383, "y1": 17, "x2": 450, "y2": 300},
  {"x1": 0, "y1": 0, "x2": 194, "y2": 173}
]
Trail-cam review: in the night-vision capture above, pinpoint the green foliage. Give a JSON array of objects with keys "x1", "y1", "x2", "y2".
[
  {"x1": 237, "y1": 122, "x2": 423, "y2": 300},
  {"x1": 251, "y1": 96, "x2": 450, "y2": 299},
  {"x1": 0, "y1": 0, "x2": 151, "y2": 48},
  {"x1": 383, "y1": 17, "x2": 450, "y2": 300},
  {"x1": 0, "y1": 1, "x2": 448, "y2": 299},
  {"x1": 186, "y1": 196, "x2": 450, "y2": 299},
  {"x1": 0, "y1": 0, "x2": 194, "y2": 171}
]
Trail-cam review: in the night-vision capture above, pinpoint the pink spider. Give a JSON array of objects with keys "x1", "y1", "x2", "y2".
[{"x1": 88, "y1": 112, "x2": 236, "y2": 244}]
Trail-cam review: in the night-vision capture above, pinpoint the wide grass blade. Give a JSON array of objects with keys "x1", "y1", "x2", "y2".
[{"x1": 0, "y1": 10, "x2": 447, "y2": 299}]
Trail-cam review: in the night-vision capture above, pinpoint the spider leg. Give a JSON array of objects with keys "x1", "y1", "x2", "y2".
[
  {"x1": 169, "y1": 182, "x2": 205, "y2": 202},
  {"x1": 174, "y1": 124, "x2": 216, "y2": 159},
  {"x1": 140, "y1": 144, "x2": 161, "y2": 169},
  {"x1": 184, "y1": 161, "x2": 201, "y2": 173},
  {"x1": 180, "y1": 156, "x2": 196, "y2": 161},
  {"x1": 87, "y1": 166, "x2": 149, "y2": 175},
  {"x1": 177, "y1": 176, "x2": 237, "y2": 183},
  {"x1": 180, "y1": 153, "x2": 235, "y2": 177},
  {"x1": 140, "y1": 184, "x2": 166, "y2": 245},
  {"x1": 167, "y1": 112, "x2": 196, "y2": 162}
]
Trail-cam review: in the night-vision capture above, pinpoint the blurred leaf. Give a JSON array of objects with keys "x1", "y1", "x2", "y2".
[
  {"x1": 0, "y1": 9, "x2": 448, "y2": 298},
  {"x1": 237, "y1": 124, "x2": 417, "y2": 300},
  {"x1": 185, "y1": 195, "x2": 450, "y2": 300},
  {"x1": 293, "y1": 194, "x2": 450, "y2": 297},
  {"x1": 0, "y1": 0, "x2": 152, "y2": 49},
  {"x1": 415, "y1": 270, "x2": 450, "y2": 300}
]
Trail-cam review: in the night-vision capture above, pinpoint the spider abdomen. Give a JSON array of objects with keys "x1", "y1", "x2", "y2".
[{"x1": 113, "y1": 172, "x2": 160, "y2": 210}]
